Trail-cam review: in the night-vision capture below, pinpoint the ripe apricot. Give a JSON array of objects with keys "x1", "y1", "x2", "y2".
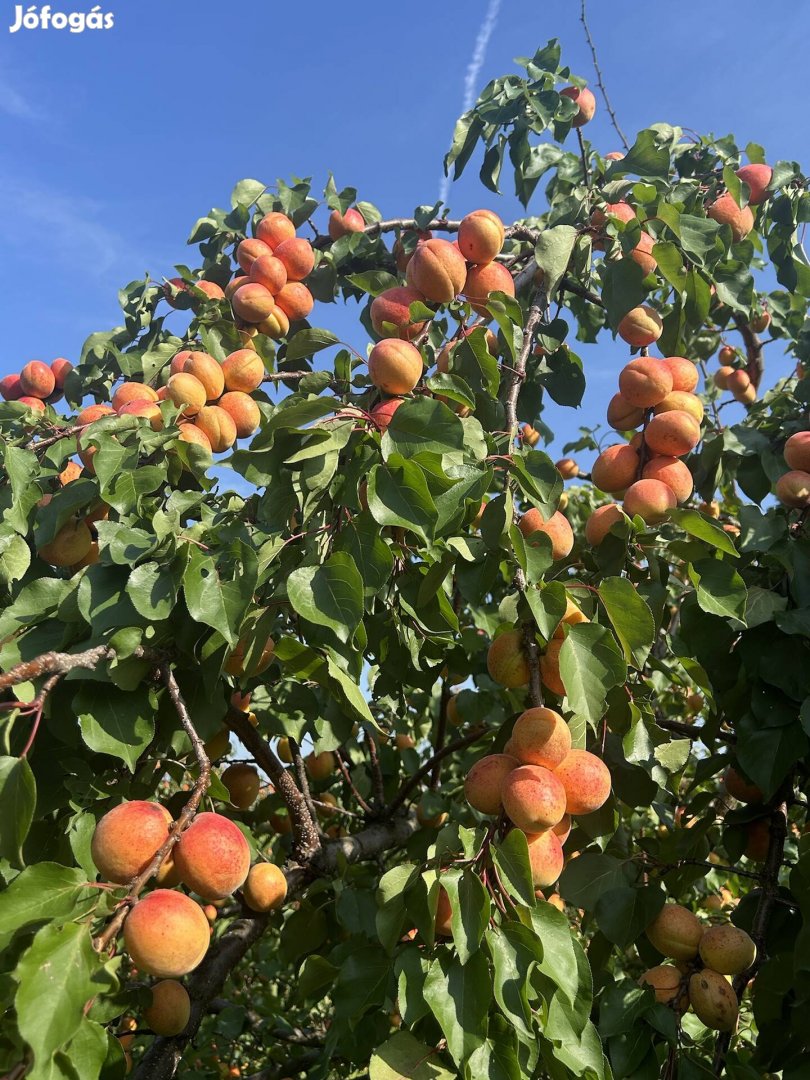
[
  {"x1": 644, "y1": 410, "x2": 701, "y2": 456},
  {"x1": 395, "y1": 733, "x2": 415, "y2": 750},
  {"x1": 370, "y1": 285, "x2": 427, "y2": 340},
  {"x1": 225, "y1": 276, "x2": 251, "y2": 300},
  {"x1": 619, "y1": 357, "x2": 673, "y2": 408},
  {"x1": 0, "y1": 374, "x2": 22, "y2": 400},
  {"x1": 222, "y1": 349, "x2": 265, "y2": 393},
  {"x1": 617, "y1": 305, "x2": 663, "y2": 347},
  {"x1": 487, "y1": 628, "x2": 531, "y2": 688},
  {"x1": 194, "y1": 406, "x2": 237, "y2": 453},
  {"x1": 143, "y1": 979, "x2": 190, "y2": 1037},
  {"x1": 540, "y1": 640, "x2": 565, "y2": 696},
  {"x1": 368, "y1": 339, "x2": 423, "y2": 394},
  {"x1": 218, "y1": 392, "x2": 261, "y2": 439},
  {"x1": 123, "y1": 890, "x2": 210, "y2": 978},
  {"x1": 750, "y1": 310, "x2": 770, "y2": 333},
  {"x1": 736, "y1": 163, "x2": 772, "y2": 205},
  {"x1": 203, "y1": 729, "x2": 231, "y2": 762},
  {"x1": 646, "y1": 903, "x2": 703, "y2": 960},
  {"x1": 555, "y1": 458, "x2": 579, "y2": 479},
  {"x1": 275, "y1": 282, "x2": 314, "y2": 322},
  {"x1": 642, "y1": 456, "x2": 693, "y2": 503},
  {"x1": 39, "y1": 519, "x2": 93, "y2": 567},
  {"x1": 714, "y1": 366, "x2": 734, "y2": 389},
  {"x1": 518, "y1": 508, "x2": 574, "y2": 561},
  {"x1": 522, "y1": 423, "x2": 541, "y2": 447},
  {"x1": 435, "y1": 886, "x2": 453, "y2": 937},
  {"x1": 328, "y1": 207, "x2": 365, "y2": 240},
  {"x1": 727, "y1": 369, "x2": 756, "y2": 404},
  {"x1": 560, "y1": 85, "x2": 596, "y2": 126},
  {"x1": 182, "y1": 353, "x2": 225, "y2": 401},
  {"x1": 590, "y1": 201, "x2": 636, "y2": 231},
  {"x1": 51, "y1": 358, "x2": 73, "y2": 389},
  {"x1": 707, "y1": 193, "x2": 754, "y2": 243},
  {"x1": 775, "y1": 470, "x2": 810, "y2": 508},
  {"x1": 271, "y1": 237, "x2": 314, "y2": 282},
  {"x1": 654, "y1": 390, "x2": 704, "y2": 424},
  {"x1": 406, "y1": 238, "x2": 467, "y2": 303},
  {"x1": 623, "y1": 478, "x2": 677, "y2": 523},
  {"x1": 166, "y1": 373, "x2": 207, "y2": 418},
  {"x1": 243, "y1": 863, "x2": 288, "y2": 912},
  {"x1": 639, "y1": 965, "x2": 688, "y2": 1009},
  {"x1": 305, "y1": 750, "x2": 335, "y2": 782},
  {"x1": 553, "y1": 749, "x2": 611, "y2": 815},
  {"x1": 552, "y1": 597, "x2": 589, "y2": 639},
  {"x1": 177, "y1": 423, "x2": 213, "y2": 458},
  {"x1": 59, "y1": 460, "x2": 81, "y2": 485},
  {"x1": 436, "y1": 328, "x2": 498, "y2": 372},
  {"x1": 370, "y1": 397, "x2": 404, "y2": 432},
  {"x1": 526, "y1": 829, "x2": 564, "y2": 887},
  {"x1": 417, "y1": 806, "x2": 448, "y2": 829},
  {"x1": 224, "y1": 634, "x2": 274, "y2": 676},
  {"x1": 255, "y1": 212, "x2": 296, "y2": 250},
  {"x1": 585, "y1": 503, "x2": 625, "y2": 546},
  {"x1": 192, "y1": 280, "x2": 225, "y2": 303},
  {"x1": 606, "y1": 393, "x2": 644, "y2": 431},
  {"x1": 249, "y1": 254, "x2": 287, "y2": 295},
  {"x1": 221, "y1": 764, "x2": 261, "y2": 809},
  {"x1": 699, "y1": 924, "x2": 755, "y2": 976},
  {"x1": 784, "y1": 431, "x2": 810, "y2": 471},
  {"x1": 511, "y1": 707, "x2": 571, "y2": 770},
  {"x1": 91, "y1": 801, "x2": 172, "y2": 884},
  {"x1": 19, "y1": 360, "x2": 55, "y2": 399},
  {"x1": 257, "y1": 306, "x2": 290, "y2": 339},
  {"x1": 174, "y1": 812, "x2": 250, "y2": 900},
  {"x1": 628, "y1": 231, "x2": 657, "y2": 275},
  {"x1": 118, "y1": 400, "x2": 163, "y2": 430},
  {"x1": 661, "y1": 356, "x2": 699, "y2": 393},
  {"x1": 689, "y1": 969, "x2": 739, "y2": 1031},
  {"x1": 744, "y1": 818, "x2": 770, "y2": 860},
  {"x1": 457, "y1": 209, "x2": 505, "y2": 263},
  {"x1": 464, "y1": 753, "x2": 519, "y2": 815},
  {"x1": 112, "y1": 382, "x2": 159, "y2": 412},
  {"x1": 463, "y1": 261, "x2": 516, "y2": 316},
  {"x1": 591, "y1": 444, "x2": 640, "y2": 494},
  {"x1": 232, "y1": 282, "x2": 277, "y2": 323},
  {"x1": 723, "y1": 765, "x2": 763, "y2": 803},
  {"x1": 501, "y1": 764, "x2": 567, "y2": 831},
  {"x1": 236, "y1": 238, "x2": 272, "y2": 273},
  {"x1": 553, "y1": 814, "x2": 572, "y2": 844}
]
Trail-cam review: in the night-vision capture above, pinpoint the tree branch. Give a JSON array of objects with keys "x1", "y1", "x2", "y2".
[
  {"x1": 579, "y1": 0, "x2": 630, "y2": 151},
  {"x1": 0, "y1": 645, "x2": 115, "y2": 691},
  {"x1": 732, "y1": 313, "x2": 765, "y2": 389},
  {"x1": 388, "y1": 727, "x2": 488, "y2": 814}
]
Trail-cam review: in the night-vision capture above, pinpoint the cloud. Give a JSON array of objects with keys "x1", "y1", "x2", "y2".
[{"x1": 0, "y1": 73, "x2": 43, "y2": 120}]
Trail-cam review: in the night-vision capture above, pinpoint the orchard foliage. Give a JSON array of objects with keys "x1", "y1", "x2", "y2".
[{"x1": 1, "y1": 37, "x2": 810, "y2": 1080}]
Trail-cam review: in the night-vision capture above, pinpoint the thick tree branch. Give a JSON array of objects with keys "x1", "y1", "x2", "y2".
[
  {"x1": 732, "y1": 313, "x2": 765, "y2": 389},
  {"x1": 0, "y1": 645, "x2": 115, "y2": 690},
  {"x1": 504, "y1": 288, "x2": 546, "y2": 442}
]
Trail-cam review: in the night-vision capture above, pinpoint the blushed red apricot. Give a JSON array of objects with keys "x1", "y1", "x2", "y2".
[
  {"x1": 645, "y1": 410, "x2": 701, "y2": 456},
  {"x1": 540, "y1": 640, "x2": 565, "y2": 696},
  {"x1": 591, "y1": 444, "x2": 640, "y2": 494},
  {"x1": 501, "y1": 764, "x2": 567, "y2": 831},
  {"x1": 370, "y1": 397, "x2": 404, "y2": 432},
  {"x1": 249, "y1": 254, "x2": 287, "y2": 295},
  {"x1": 629, "y1": 231, "x2": 657, "y2": 275},
  {"x1": 218, "y1": 392, "x2": 261, "y2": 438},
  {"x1": 436, "y1": 328, "x2": 498, "y2": 372},
  {"x1": 511, "y1": 707, "x2": 571, "y2": 770},
  {"x1": 192, "y1": 280, "x2": 225, "y2": 303},
  {"x1": 655, "y1": 390, "x2": 704, "y2": 423},
  {"x1": 243, "y1": 863, "x2": 287, "y2": 912},
  {"x1": 177, "y1": 423, "x2": 212, "y2": 458},
  {"x1": 642, "y1": 456, "x2": 693, "y2": 503},
  {"x1": 118, "y1": 400, "x2": 163, "y2": 430},
  {"x1": 619, "y1": 357, "x2": 673, "y2": 408},
  {"x1": 525, "y1": 829, "x2": 564, "y2": 887},
  {"x1": 623, "y1": 478, "x2": 677, "y2": 523},
  {"x1": 585, "y1": 503, "x2": 626, "y2": 546},
  {"x1": 170, "y1": 349, "x2": 194, "y2": 375},
  {"x1": 463, "y1": 261, "x2": 516, "y2": 316},
  {"x1": 236, "y1": 238, "x2": 273, "y2": 273},
  {"x1": 750, "y1": 310, "x2": 771, "y2": 333},
  {"x1": 328, "y1": 207, "x2": 365, "y2": 240},
  {"x1": 51, "y1": 358, "x2": 73, "y2": 389},
  {"x1": 457, "y1": 209, "x2": 505, "y2": 263},
  {"x1": 225, "y1": 276, "x2": 251, "y2": 300},
  {"x1": 174, "y1": 812, "x2": 250, "y2": 900},
  {"x1": 194, "y1": 406, "x2": 237, "y2": 453},
  {"x1": 182, "y1": 353, "x2": 225, "y2": 402},
  {"x1": 560, "y1": 85, "x2": 596, "y2": 126},
  {"x1": 518, "y1": 508, "x2": 574, "y2": 561},
  {"x1": 222, "y1": 350, "x2": 265, "y2": 393},
  {"x1": 91, "y1": 801, "x2": 172, "y2": 884},
  {"x1": 275, "y1": 282, "x2": 314, "y2": 321},
  {"x1": 0, "y1": 374, "x2": 22, "y2": 400},
  {"x1": 775, "y1": 470, "x2": 810, "y2": 508},
  {"x1": 368, "y1": 339, "x2": 423, "y2": 395},
  {"x1": 163, "y1": 276, "x2": 193, "y2": 308},
  {"x1": 232, "y1": 282, "x2": 277, "y2": 323},
  {"x1": 39, "y1": 519, "x2": 93, "y2": 566},
  {"x1": 370, "y1": 286, "x2": 427, "y2": 340},
  {"x1": 123, "y1": 890, "x2": 210, "y2": 978},
  {"x1": 166, "y1": 373, "x2": 207, "y2": 417},
  {"x1": 143, "y1": 980, "x2": 190, "y2": 1037},
  {"x1": 606, "y1": 393, "x2": 644, "y2": 430},
  {"x1": 464, "y1": 754, "x2": 520, "y2": 815},
  {"x1": 617, "y1": 305, "x2": 663, "y2": 347},
  {"x1": 486, "y1": 629, "x2": 531, "y2": 688},
  {"x1": 112, "y1": 381, "x2": 159, "y2": 411},
  {"x1": 707, "y1": 193, "x2": 754, "y2": 242},
  {"x1": 736, "y1": 163, "x2": 772, "y2": 206},
  {"x1": 784, "y1": 432, "x2": 810, "y2": 471},
  {"x1": 256, "y1": 212, "x2": 296, "y2": 250},
  {"x1": 662, "y1": 356, "x2": 699, "y2": 392},
  {"x1": 590, "y1": 201, "x2": 636, "y2": 231},
  {"x1": 553, "y1": 749, "x2": 611, "y2": 815},
  {"x1": 19, "y1": 396, "x2": 46, "y2": 412},
  {"x1": 406, "y1": 238, "x2": 467, "y2": 303},
  {"x1": 273, "y1": 237, "x2": 314, "y2": 281},
  {"x1": 19, "y1": 360, "x2": 55, "y2": 399}
]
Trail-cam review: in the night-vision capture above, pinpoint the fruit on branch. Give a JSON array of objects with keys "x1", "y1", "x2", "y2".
[
  {"x1": 406, "y1": 238, "x2": 467, "y2": 303},
  {"x1": 224, "y1": 634, "x2": 275, "y2": 676},
  {"x1": 618, "y1": 357, "x2": 673, "y2": 408},
  {"x1": 555, "y1": 458, "x2": 579, "y2": 479},
  {"x1": 457, "y1": 209, "x2": 505, "y2": 263},
  {"x1": 639, "y1": 965, "x2": 688, "y2": 1009},
  {"x1": 645, "y1": 903, "x2": 704, "y2": 960},
  {"x1": 487, "y1": 629, "x2": 532, "y2": 687},
  {"x1": 560, "y1": 85, "x2": 596, "y2": 127},
  {"x1": 526, "y1": 828, "x2": 564, "y2": 887},
  {"x1": 688, "y1": 969, "x2": 739, "y2": 1031},
  {"x1": 222, "y1": 350, "x2": 265, "y2": 393},
  {"x1": 464, "y1": 753, "x2": 519, "y2": 814},
  {"x1": 203, "y1": 729, "x2": 231, "y2": 762},
  {"x1": 305, "y1": 750, "x2": 335, "y2": 782},
  {"x1": 642, "y1": 456, "x2": 694, "y2": 503},
  {"x1": 249, "y1": 254, "x2": 287, "y2": 295},
  {"x1": 628, "y1": 231, "x2": 657, "y2": 275},
  {"x1": 218, "y1": 392, "x2": 261, "y2": 438},
  {"x1": 552, "y1": 750, "x2": 611, "y2": 815},
  {"x1": 726, "y1": 369, "x2": 756, "y2": 404},
  {"x1": 714, "y1": 366, "x2": 734, "y2": 390},
  {"x1": 501, "y1": 764, "x2": 567, "y2": 831},
  {"x1": 191, "y1": 280, "x2": 226, "y2": 303},
  {"x1": 395, "y1": 733, "x2": 415, "y2": 750},
  {"x1": 661, "y1": 356, "x2": 699, "y2": 392},
  {"x1": 617, "y1": 305, "x2": 663, "y2": 348},
  {"x1": 417, "y1": 805, "x2": 448, "y2": 829},
  {"x1": 707, "y1": 193, "x2": 754, "y2": 243},
  {"x1": 370, "y1": 286, "x2": 428, "y2": 340},
  {"x1": 242, "y1": 862, "x2": 288, "y2": 912},
  {"x1": 236, "y1": 238, "x2": 273, "y2": 273},
  {"x1": 540, "y1": 640, "x2": 565, "y2": 696},
  {"x1": 591, "y1": 444, "x2": 640, "y2": 494},
  {"x1": 552, "y1": 597, "x2": 589, "y2": 638},
  {"x1": 644, "y1": 410, "x2": 701, "y2": 456},
  {"x1": 606, "y1": 393, "x2": 644, "y2": 431},
  {"x1": 118, "y1": 401, "x2": 164, "y2": 430},
  {"x1": 510, "y1": 707, "x2": 572, "y2": 769},
  {"x1": 699, "y1": 925, "x2": 756, "y2": 975},
  {"x1": 59, "y1": 460, "x2": 81, "y2": 485},
  {"x1": 369, "y1": 397, "x2": 404, "y2": 433},
  {"x1": 553, "y1": 814, "x2": 572, "y2": 844},
  {"x1": 521, "y1": 423, "x2": 541, "y2": 446},
  {"x1": 605, "y1": 151, "x2": 625, "y2": 161},
  {"x1": 775, "y1": 469, "x2": 810, "y2": 507},
  {"x1": 718, "y1": 345, "x2": 736, "y2": 363},
  {"x1": 736, "y1": 162, "x2": 772, "y2": 206},
  {"x1": 435, "y1": 887, "x2": 453, "y2": 937},
  {"x1": 783, "y1": 431, "x2": 810, "y2": 471},
  {"x1": 224, "y1": 277, "x2": 250, "y2": 301},
  {"x1": 462, "y1": 261, "x2": 516, "y2": 317},
  {"x1": 0, "y1": 374, "x2": 22, "y2": 399},
  {"x1": 436, "y1": 327, "x2": 498, "y2": 372},
  {"x1": 654, "y1": 391, "x2": 704, "y2": 424},
  {"x1": 518, "y1": 508, "x2": 574, "y2": 560},
  {"x1": 255, "y1": 211, "x2": 297, "y2": 250},
  {"x1": 90, "y1": 800, "x2": 172, "y2": 884},
  {"x1": 275, "y1": 282, "x2": 315, "y2": 321},
  {"x1": 195, "y1": 406, "x2": 238, "y2": 453},
  {"x1": 123, "y1": 890, "x2": 211, "y2": 978},
  {"x1": 258, "y1": 306, "x2": 291, "y2": 339},
  {"x1": 143, "y1": 980, "x2": 191, "y2": 1037},
  {"x1": 221, "y1": 764, "x2": 261, "y2": 809},
  {"x1": 232, "y1": 283, "x2": 277, "y2": 323},
  {"x1": 750, "y1": 309, "x2": 770, "y2": 333},
  {"x1": 744, "y1": 818, "x2": 771, "y2": 860},
  {"x1": 590, "y1": 201, "x2": 636, "y2": 232},
  {"x1": 177, "y1": 423, "x2": 213, "y2": 458},
  {"x1": 39, "y1": 519, "x2": 93, "y2": 567},
  {"x1": 328, "y1": 207, "x2": 365, "y2": 240},
  {"x1": 19, "y1": 360, "x2": 56, "y2": 399},
  {"x1": 623, "y1": 478, "x2": 677, "y2": 524},
  {"x1": 723, "y1": 765, "x2": 763, "y2": 803},
  {"x1": 274, "y1": 237, "x2": 315, "y2": 281},
  {"x1": 166, "y1": 373, "x2": 207, "y2": 417},
  {"x1": 368, "y1": 339, "x2": 424, "y2": 394},
  {"x1": 181, "y1": 353, "x2": 225, "y2": 401},
  {"x1": 173, "y1": 812, "x2": 251, "y2": 900},
  {"x1": 112, "y1": 381, "x2": 159, "y2": 412}
]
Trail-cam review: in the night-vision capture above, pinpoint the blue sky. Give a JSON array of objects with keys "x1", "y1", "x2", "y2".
[{"x1": 2, "y1": 0, "x2": 809, "y2": 454}]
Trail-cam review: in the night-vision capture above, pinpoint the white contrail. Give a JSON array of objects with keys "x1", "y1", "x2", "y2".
[{"x1": 439, "y1": 0, "x2": 503, "y2": 206}]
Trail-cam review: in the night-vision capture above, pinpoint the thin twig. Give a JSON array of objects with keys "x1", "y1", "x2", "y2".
[
  {"x1": 579, "y1": 0, "x2": 630, "y2": 151},
  {"x1": 366, "y1": 733, "x2": 386, "y2": 810},
  {"x1": 334, "y1": 748, "x2": 373, "y2": 815},
  {"x1": 19, "y1": 674, "x2": 62, "y2": 757},
  {"x1": 388, "y1": 727, "x2": 487, "y2": 814}
]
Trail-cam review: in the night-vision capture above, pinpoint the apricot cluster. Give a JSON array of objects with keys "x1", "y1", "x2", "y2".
[
  {"x1": 464, "y1": 705, "x2": 610, "y2": 888},
  {"x1": 713, "y1": 349, "x2": 757, "y2": 405},
  {"x1": 589, "y1": 200, "x2": 657, "y2": 276},
  {"x1": 775, "y1": 430, "x2": 810, "y2": 509},
  {"x1": 229, "y1": 212, "x2": 315, "y2": 334},
  {"x1": 486, "y1": 597, "x2": 587, "y2": 698},
  {"x1": 0, "y1": 357, "x2": 73, "y2": 412},
  {"x1": 640, "y1": 902, "x2": 756, "y2": 1032},
  {"x1": 588, "y1": 355, "x2": 702, "y2": 537}
]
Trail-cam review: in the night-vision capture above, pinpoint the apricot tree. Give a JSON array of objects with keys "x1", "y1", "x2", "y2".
[{"x1": 1, "y1": 36, "x2": 809, "y2": 1080}]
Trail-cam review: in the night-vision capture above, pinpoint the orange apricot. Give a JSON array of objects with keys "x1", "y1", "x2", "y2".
[
  {"x1": 249, "y1": 254, "x2": 287, "y2": 295},
  {"x1": 173, "y1": 812, "x2": 250, "y2": 900},
  {"x1": 463, "y1": 261, "x2": 516, "y2": 316},
  {"x1": 486, "y1": 628, "x2": 531, "y2": 688},
  {"x1": 224, "y1": 634, "x2": 275, "y2": 675},
  {"x1": 305, "y1": 750, "x2": 335, "y2": 782},
  {"x1": 275, "y1": 282, "x2": 314, "y2": 322},
  {"x1": 662, "y1": 356, "x2": 699, "y2": 393},
  {"x1": 629, "y1": 231, "x2": 657, "y2": 275},
  {"x1": 328, "y1": 207, "x2": 365, "y2": 240},
  {"x1": 222, "y1": 349, "x2": 265, "y2": 393},
  {"x1": 19, "y1": 360, "x2": 55, "y2": 399},
  {"x1": 618, "y1": 357, "x2": 673, "y2": 408},
  {"x1": 59, "y1": 460, "x2": 82, "y2": 485},
  {"x1": 501, "y1": 764, "x2": 567, "y2": 831},
  {"x1": 166, "y1": 373, "x2": 207, "y2": 418},
  {"x1": 736, "y1": 163, "x2": 772, "y2": 205},
  {"x1": 518, "y1": 508, "x2": 574, "y2": 561},
  {"x1": 623, "y1": 478, "x2": 677, "y2": 523},
  {"x1": 644, "y1": 410, "x2": 701, "y2": 456},
  {"x1": 257, "y1": 306, "x2": 290, "y2": 339},
  {"x1": 232, "y1": 282, "x2": 277, "y2": 323},
  {"x1": 243, "y1": 863, "x2": 288, "y2": 912},
  {"x1": 221, "y1": 764, "x2": 261, "y2": 809},
  {"x1": 645, "y1": 903, "x2": 703, "y2": 960},
  {"x1": 91, "y1": 801, "x2": 172, "y2": 884},
  {"x1": 369, "y1": 397, "x2": 404, "y2": 432},
  {"x1": 118, "y1": 400, "x2": 163, "y2": 430},
  {"x1": 218, "y1": 392, "x2": 261, "y2": 438},
  {"x1": 522, "y1": 423, "x2": 541, "y2": 447},
  {"x1": 435, "y1": 886, "x2": 453, "y2": 937},
  {"x1": 642, "y1": 456, "x2": 694, "y2": 503},
  {"x1": 194, "y1": 406, "x2": 237, "y2": 453},
  {"x1": 192, "y1": 280, "x2": 225, "y2": 303},
  {"x1": 464, "y1": 754, "x2": 520, "y2": 815},
  {"x1": 170, "y1": 349, "x2": 194, "y2": 375},
  {"x1": 560, "y1": 85, "x2": 596, "y2": 126},
  {"x1": 606, "y1": 393, "x2": 645, "y2": 431},
  {"x1": 177, "y1": 423, "x2": 213, "y2": 458},
  {"x1": 726, "y1": 369, "x2": 755, "y2": 404},
  {"x1": 776, "y1": 470, "x2": 810, "y2": 508},
  {"x1": 0, "y1": 374, "x2": 22, "y2": 400},
  {"x1": 654, "y1": 390, "x2": 704, "y2": 423},
  {"x1": 39, "y1": 519, "x2": 93, "y2": 567},
  {"x1": 552, "y1": 597, "x2": 588, "y2": 639},
  {"x1": 525, "y1": 829, "x2": 564, "y2": 887},
  {"x1": 123, "y1": 890, "x2": 210, "y2": 978},
  {"x1": 590, "y1": 201, "x2": 636, "y2": 231},
  {"x1": 714, "y1": 366, "x2": 734, "y2": 390},
  {"x1": 112, "y1": 381, "x2": 159, "y2": 412},
  {"x1": 273, "y1": 237, "x2": 314, "y2": 282},
  {"x1": 699, "y1": 925, "x2": 756, "y2": 975},
  {"x1": 552, "y1": 749, "x2": 611, "y2": 815},
  {"x1": 225, "y1": 276, "x2": 251, "y2": 300},
  {"x1": 255, "y1": 211, "x2": 296, "y2": 250},
  {"x1": 236, "y1": 238, "x2": 273, "y2": 273},
  {"x1": 436, "y1": 327, "x2": 498, "y2": 372},
  {"x1": 406, "y1": 238, "x2": 467, "y2": 303},
  {"x1": 784, "y1": 432, "x2": 810, "y2": 471},
  {"x1": 50, "y1": 358, "x2": 73, "y2": 389},
  {"x1": 510, "y1": 707, "x2": 571, "y2": 770},
  {"x1": 539, "y1": 640, "x2": 565, "y2": 696},
  {"x1": 368, "y1": 339, "x2": 423, "y2": 394},
  {"x1": 553, "y1": 814, "x2": 572, "y2": 844},
  {"x1": 591, "y1": 444, "x2": 640, "y2": 494},
  {"x1": 585, "y1": 503, "x2": 626, "y2": 546},
  {"x1": 182, "y1": 353, "x2": 225, "y2": 401},
  {"x1": 707, "y1": 193, "x2": 754, "y2": 242},
  {"x1": 457, "y1": 209, "x2": 505, "y2": 263},
  {"x1": 640, "y1": 965, "x2": 688, "y2": 1009},
  {"x1": 370, "y1": 286, "x2": 427, "y2": 340},
  {"x1": 617, "y1": 305, "x2": 663, "y2": 347},
  {"x1": 555, "y1": 458, "x2": 579, "y2": 479},
  {"x1": 143, "y1": 980, "x2": 191, "y2": 1037}
]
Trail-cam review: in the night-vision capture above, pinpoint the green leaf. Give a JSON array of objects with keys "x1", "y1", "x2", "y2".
[
  {"x1": 0, "y1": 864, "x2": 92, "y2": 952},
  {"x1": 594, "y1": 885, "x2": 665, "y2": 947},
  {"x1": 533, "y1": 225, "x2": 577, "y2": 299},
  {"x1": 487, "y1": 923, "x2": 539, "y2": 1039},
  {"x1": 370, "y1": 1031, "x2": 455, "y2": 1080},
  {"x1": 287, "y1": 553, "x2": 364, "y2": 643},
  {"x1": 285, "y1": 327, "x2": 340, "y2": 364},
  {"x1": 442, "y1": 869, "x2": 490, "y2": 965},
  {"x1": 0, "y1": 756, "x2": 36, "y2": 867},
  {"x1": 608, "y1": 128, "x2": 672, "y2": 179},
  {"x1": 347, "y1": 271, "x2": 399, "y2": 297},
  {"x1": 334, "y1": 946, "x2": 393, "y2": 1025},
  {"x1": 528, "y1": 901, "x2": 579, "y2": 994},
  {"x1": 598, "y1": 577, "x2": 655, "y2": 668},
  {"x1": 559, "y1": 852, "x2": 628, "y2": 911},
  {"x1": 423, "y1": 951, "x2": 489, "y2": 1065},
  {"x1": 126, "y1": 561, "x2": 179, "y2": 621},
  {"x1": 491, "y1": 829, "x2": 536, "y2": 906},
  {"x1": 382, "y1": 397, "x2": 465, "y2": 461},
  {"x1": 0, "y1": 529, "x2": 31, "y2": 584},
  {"x1": 183, "y1": 542, "x2": 257, "y2": 647},
  {"x1": 559, "y1": 624, "x2": 627, "y2": 729},
  {"x1": 689, "y1": 559, "x2": 747, "y2": 624},
  {"x1": 669, "y1": 508, "x2": 739, "y2": 556},
  {"x1": 367, "y1": 457, "x2": 438, "y2": 542},
  {"x1": 76, "y1": 684, "x2": 154, "y2": 771}
]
